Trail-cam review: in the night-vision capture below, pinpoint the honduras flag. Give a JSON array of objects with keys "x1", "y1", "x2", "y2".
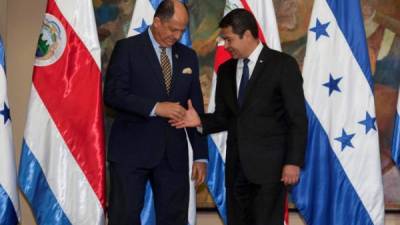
[
  {"x1": 291, "y1": 0, "x2": 385, "y2": 225},
  {"x1": 392, "y1": 91, "x2": 400, "y2": 168},
  {"x1": 127, "y1": 1, "x2": 195, "y2": 225},
  {"x1": 0, "y1": 37, "x2": 20, "y2": 225}
]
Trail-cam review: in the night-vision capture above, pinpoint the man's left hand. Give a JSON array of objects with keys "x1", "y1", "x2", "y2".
[
  {"x1": 192, "y1": 162, "x2": 207, "y2": 188},
  {"x1": 281, "y1": 164, "x2": 300, "y2": 186}
]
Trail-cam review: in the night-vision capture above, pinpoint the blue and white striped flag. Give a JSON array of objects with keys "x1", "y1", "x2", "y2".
[
  {"x1": 0, "y1": 37, "x2": 20, "y2": 225},
  {"x1": 292, "y1": 0, "x2": 385, "y2": 225},
  {"x1": 127, "y1": 1, "x2": 195, "y2": 225},
  {"x1": 392, "y1": 92, "x2": 400, "y2": 168},
  {"x1": 392, "y1": 91, "x2": 400, "y2": 168}
]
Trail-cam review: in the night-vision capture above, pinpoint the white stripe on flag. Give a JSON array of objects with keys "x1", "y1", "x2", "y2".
[
  {"x1": 55, "y1": 0, "x2": 101, "y2": 68},
  {"x1": 0, "y1": 40, "x2": 20, "y2": 223},
  {"x1": 24, "y1": 87, "x2": 104, "y2": 224},
  {"x1": 246, "y1": 0, "x2": 281, "y2": 51},
  {"x1": 127, "y1": 0, "x2": 156, "y2": 37}
]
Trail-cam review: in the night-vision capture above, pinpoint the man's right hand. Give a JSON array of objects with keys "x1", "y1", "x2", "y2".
[
  {"x1": 169, "y1": 100, "x2": 201, "y2": 128},
  {"x1": 155, "y1": 102, "x2": 186, "y2": 121}
]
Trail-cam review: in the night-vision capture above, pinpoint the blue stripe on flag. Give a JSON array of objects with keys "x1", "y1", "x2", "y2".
[
  {"x1": 391, "y1": 113, "x2": 400, "y2": 167},
  {"x1": 292, "y1": 104, "x2": 374, "y2": 225},
  {"x1": 179, "y1": 0, "x2": 192, "y2": 47},
  {"x1": 0, "y1": 36, "x2": 5, "y2": 71},
  {"x1": 326, "y1": 0, "x2": 374, "y2": 91},
  {"x1": 18, "y1": 140, "x2": 72, "y2": 225},
  {"x1": 149, "y1": 0, "x2": 159, "y2": 10},
  {"x1": 0, "y1": 185, "x2": 18, "y2": 225},
  {"x1": 140, "y1": 182, "x2": 156, "y2": 225},
  {"x1": 206, "y1": 137, "x2": 227, "y2": 224},
  {"x1": 180, "y1": 30, "x2": 192, "y2": 47}
]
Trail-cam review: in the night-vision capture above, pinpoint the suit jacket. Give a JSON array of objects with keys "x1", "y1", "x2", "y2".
[
  {"x1": 201, "y1": 46, "x2": 307, "y2": 185},
  {"x1": 104, "y1": 30, "x2": 207, "y2": 171}
]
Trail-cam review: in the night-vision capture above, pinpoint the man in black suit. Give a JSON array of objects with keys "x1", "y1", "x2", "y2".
[
  {"x1": 104, "y1": 1, "x2": 208, "y2": 224},
  {"x1": 171, "y1": 9, "x2": 308, "y2": 225}
]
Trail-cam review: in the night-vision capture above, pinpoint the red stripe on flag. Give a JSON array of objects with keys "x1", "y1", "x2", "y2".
[
  {"x1": 239, "y1": 0, "x2": 267, "y2": 44},
  {"x1": 32, "y1": 0, "x2": 105, "y2": 207},
  {"x1": 213, "y1": 46, "x2": 232, "y2": 72},
  {"x1": 284, "y1": 194, "x2": 289, "y2": 224}
]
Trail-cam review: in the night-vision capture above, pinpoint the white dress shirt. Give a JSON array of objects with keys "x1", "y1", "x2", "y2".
[{"x1": 235, "y1": 41, "x2": 264, "y2": 96}]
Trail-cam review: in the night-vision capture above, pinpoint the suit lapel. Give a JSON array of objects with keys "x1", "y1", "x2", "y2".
[
  {"x1": 240, "y1": 46, "x2": 271, "y2": 111},
  {"x1": 223, "y1": 60, "x2": 240, "y2": 114},
  {"x1": 169, "y1": 45, "x2": 180, "y2": 98},
  {"x1": 141, "y1": 31, "x2": 169, "y2": 95}
]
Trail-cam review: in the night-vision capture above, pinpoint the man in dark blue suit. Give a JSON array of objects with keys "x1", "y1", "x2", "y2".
[{"x1": 104, "y1": 1, "x2": 208, "y2": 224}]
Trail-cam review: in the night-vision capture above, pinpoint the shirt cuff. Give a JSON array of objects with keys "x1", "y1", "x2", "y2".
[
  {"x1": 194, "y1": 159, "x2": 208, "y2": 163},
  {"x1": 196, "y1": 126, "x2": 203, "y2": 134},
  {"x1": 150, "y1": 103, "x2": 158, "y2": 116}
]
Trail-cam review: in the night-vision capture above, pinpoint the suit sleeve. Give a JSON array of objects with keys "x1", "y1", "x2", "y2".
[
  {"x1": 185, "y1": 51, "x2": 208, "y2": 161},
  {"x1": 200, "y1": 65, "x2": 232, "y2": 134},
  {"x1": 280, "y1": 56, "x2": 308, "y2": 167},
  {"x1": 104, "y1": 40, "x2": 157, "y2": 117}
]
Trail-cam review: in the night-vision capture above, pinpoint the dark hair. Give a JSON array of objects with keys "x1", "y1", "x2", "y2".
[
  {"x1": 219, "y1": 8, "x2": 258, "y2": 38},
  {"x1": 154, "y1": 0, "x2": 189, "y2": 22}
]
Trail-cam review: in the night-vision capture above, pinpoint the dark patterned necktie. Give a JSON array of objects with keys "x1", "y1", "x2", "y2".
[
  {"x1": 238, "y1": 58, "x2": 250, "y2": 107},
  {"x1": 160, "y1": 47, "x2": 172, "y2": 94}
]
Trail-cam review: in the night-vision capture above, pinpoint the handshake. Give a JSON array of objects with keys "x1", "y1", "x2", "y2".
[{"x1": 155, "y1": 100, "x2": 202, "y2": 128}]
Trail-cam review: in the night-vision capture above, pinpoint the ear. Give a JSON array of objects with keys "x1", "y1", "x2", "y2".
[
  {"x1": 153, "y1": 17, "x2": 161, "y2": 27},
  {"x1": 243, "y1": 30, "x2": 253, "y2": 40}
]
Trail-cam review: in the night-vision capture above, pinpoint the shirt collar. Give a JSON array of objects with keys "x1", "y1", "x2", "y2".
[
  {"x1": 148, "y1": 28, "x2": 161, "y2": 50},
  {"x1": 246, "y1": 41, "x2": 263, "y2": 64}
]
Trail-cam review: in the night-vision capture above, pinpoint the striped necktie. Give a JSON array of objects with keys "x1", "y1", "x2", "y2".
[{"x1": 160, "y1": 47, "x2": 172, "y2": 94}]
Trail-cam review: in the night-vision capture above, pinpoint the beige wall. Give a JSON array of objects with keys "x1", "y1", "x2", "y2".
[
  {"x1": 6, "y1": 0, "x2": 47, "y2": 224},
  {"x1": 0, "y1": 0, "x2": 6, "y2": 40}
]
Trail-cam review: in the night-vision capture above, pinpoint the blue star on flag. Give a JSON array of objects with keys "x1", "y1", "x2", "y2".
[
  {"x1": 134, "y1": 19, "x2": 149, "y2": 34},
  {"x1": 358, "y1": 112, "x2": 376, "y2": 134},
  {"x1": 335, "y1": 129, "x2": 356, "y2": 151},
  {"x1": 310, "y1": 18, "x2": 330, "y2": 41},
  {"x1": 0, "y1": 102, "x2": 11, "y2": 124},
  {"x1": 323, "y1": 74, "x2": 342, "y2": 96}
]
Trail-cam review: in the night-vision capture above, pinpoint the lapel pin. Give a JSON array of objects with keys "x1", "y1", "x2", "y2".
[
  {"x1": 175, "y1": 54, "x2": 179, "y2": 59},
  {"x1": 259, "y1": 60, "x2": 264, "y2": 63}
]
